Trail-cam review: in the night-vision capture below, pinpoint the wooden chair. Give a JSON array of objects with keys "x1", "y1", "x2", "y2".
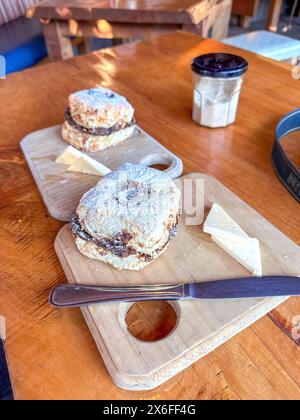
[{"x1": 232, "y1": 0, "x2": 284, "y2": 32}]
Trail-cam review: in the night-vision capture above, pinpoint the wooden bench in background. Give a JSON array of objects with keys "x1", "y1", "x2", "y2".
[
  {"x1": 28, "y1": 0, "x2": 233, "y2": 61},
  {"x1": 233, "y1": 0, "x2": 283, "y2": 31}
]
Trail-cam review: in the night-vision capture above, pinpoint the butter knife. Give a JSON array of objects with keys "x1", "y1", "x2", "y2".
[{"x1": 50, "y1": 276, "x2": 300, "y2": 308}]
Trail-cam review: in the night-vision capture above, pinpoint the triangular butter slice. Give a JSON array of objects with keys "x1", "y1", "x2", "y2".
[
  {"x1": 212, "y1": 235, "x2": 262, "y2": 277},
  {"x1": 56, "y1": 145, "x2": 83, "y2": 165},
  {"x1": 204, "y1": 203, "x2": 248, "y2": 242},
  {"x1": 68, "y1": 155, "x2": 111, "y2": 176}
]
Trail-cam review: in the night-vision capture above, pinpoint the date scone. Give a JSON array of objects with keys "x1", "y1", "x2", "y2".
[
  {"x1": 71, "y1": 163, "x2": 181, "y2": 271},
  {"x1": 62, "y1": 88, "x2": 135, "y2": 152}
]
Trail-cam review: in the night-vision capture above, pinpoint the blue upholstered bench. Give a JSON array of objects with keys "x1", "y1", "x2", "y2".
[
  {"x1": 0, "y1": 17, "x2": 47, "y2": 75},
  {"x1": 223, "y1": 30, "x2": 300, "y2": 61}
]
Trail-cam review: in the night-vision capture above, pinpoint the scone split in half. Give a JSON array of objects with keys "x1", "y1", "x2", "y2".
[
  {"x1": 62, "y1": 88, "x2": 136, "y2": 152},
  {"x1": 72, "y1": 163, "x2": 181, "y2": 271}
]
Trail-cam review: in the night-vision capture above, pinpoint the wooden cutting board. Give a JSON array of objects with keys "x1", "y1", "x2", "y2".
[
  {"x1": 54, "y1": 173, "x2": 300, "y2": 391},
  {"x1": 20, "y1": 125, "x2": 183, "y2": 221}
]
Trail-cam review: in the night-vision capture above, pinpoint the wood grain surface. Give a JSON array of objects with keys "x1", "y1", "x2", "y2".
[
  {"x1": 20, "y1": 125, "x2": 183, "y2": 220},
  {"x1": 1, "y1": 32, "x2": 300, "y2": 399},
  {"x1": 54, "y1": 173, "x2": 300, "y2": 390}
]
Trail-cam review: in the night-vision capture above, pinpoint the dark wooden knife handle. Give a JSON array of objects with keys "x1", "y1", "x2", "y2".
[{"x1": 50, "y1": 284, "x2": 185, "y2": 308}]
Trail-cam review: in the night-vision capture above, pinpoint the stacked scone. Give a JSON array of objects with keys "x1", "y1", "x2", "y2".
[
  {"x1": 62, "y1": 88, "x2": 135, "y2": 152},
  {"x1": 71, "y1": 163, "x2": 181, "y2": 270}
]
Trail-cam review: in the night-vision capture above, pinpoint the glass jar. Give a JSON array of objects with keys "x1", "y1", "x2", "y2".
[{"x1": 191, "y1": 53, "x2": 248, "y2": 128}]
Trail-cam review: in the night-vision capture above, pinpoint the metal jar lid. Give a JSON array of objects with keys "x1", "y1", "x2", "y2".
[{"x1": 192, "y1": 53, "x2": 248, "y2": 78}]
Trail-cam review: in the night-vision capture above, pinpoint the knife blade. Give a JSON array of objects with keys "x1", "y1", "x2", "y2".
[{"x1": 50, "y1": 276, "x2": 300, "y2": 308}]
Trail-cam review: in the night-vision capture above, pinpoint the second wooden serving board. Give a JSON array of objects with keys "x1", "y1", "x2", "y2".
[
  {"x1": 54, "y1": 173, "x2": 300, "y2": 391},
  {"x1": 20, "y1": 125, "x2": 183, "y2": 221}
]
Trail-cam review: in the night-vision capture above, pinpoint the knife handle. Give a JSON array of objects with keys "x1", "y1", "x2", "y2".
[{"x1": 50, "y1": 284, "x2": 185, "y2": 308}]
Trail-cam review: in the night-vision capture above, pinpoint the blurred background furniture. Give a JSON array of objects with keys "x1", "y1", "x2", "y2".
[
  {"x1": 1, "y1": 0, "x2": 300, "y2": 74},
  {"x1": 0, "y1": 0, "x2": 39, "y2": 25},
  {"x1": 0, "y1": 0, "x2": 47, "y2": 74},
  {"x1": 226, "y1": 0, "x2": 300, "y2": 63},
  {"x1": 267, "y1": 0, "x2": 284, "y2": 31},
  {"x1": 28, "y1": 0, "x2": 234, "y2": 60},
  {"x1": 232, "y1": 0, "x2": 261, "y2": 28},
  {"x1": 232, "y1": 0, "x2": 283, "y2": 31},
  {"x1": 0, "y1": 16, "x2": 46, "y2": 74},
  {"x1": 223, "y1": 29, "x2": 300, "y2": 61},
  {"x1": 232, "y1": 0, "x2": 300, "y2": 32}
]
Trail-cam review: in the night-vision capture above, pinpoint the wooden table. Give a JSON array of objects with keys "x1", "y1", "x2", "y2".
[
  {"x1": 1, "y1": 32, "x2": 300, "y2": 400},
  {"x1": 28, "y1": 0, "x2": 233, "y2": 60}
]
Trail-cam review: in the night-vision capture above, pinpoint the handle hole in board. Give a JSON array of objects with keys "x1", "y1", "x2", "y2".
[
  {"x1": 139, "y1": 154, "x2": 176, "y2": 175},
  {"x1": 148, "y1": 164, "x2": 169, "y2": 171},
  {"x1": 120, "y1": 301, "x2": 180, "y2": 343}
]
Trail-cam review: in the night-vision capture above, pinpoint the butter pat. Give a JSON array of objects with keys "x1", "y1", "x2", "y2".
[
  {"x1": 204, "y1": 203, "x2": 263, "y2": 277},
  {"x1": 56, "y1": 145, "x2": 82, "y2": 165},
  {"x1": 68, "y1": 154, "x2": 111, "y2": 176},
  {"x1": 204, "y1": 203, "x2": 248, "y2": 243},
  {"x1": 56, "y1": 145, "x2": 111, "y2": 176},
  {"x1": 212, "y1": 235, "x2": 263, "y2": 277}
]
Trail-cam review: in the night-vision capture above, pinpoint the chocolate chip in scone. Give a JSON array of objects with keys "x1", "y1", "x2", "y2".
[
  {"x1": 72, "y1": 212, "x2": 179, "y2": 261},
  {"x1": 71, "y1": 214, "x2": 94, "y2": 242},
  {"x1": 64, "y1": 107, "x2": 135, "y2": 137}
]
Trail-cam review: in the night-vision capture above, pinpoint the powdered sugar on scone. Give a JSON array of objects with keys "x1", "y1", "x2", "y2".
[{"x1": 69, "y1": 88, "x2": 134, "y2": 129}]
